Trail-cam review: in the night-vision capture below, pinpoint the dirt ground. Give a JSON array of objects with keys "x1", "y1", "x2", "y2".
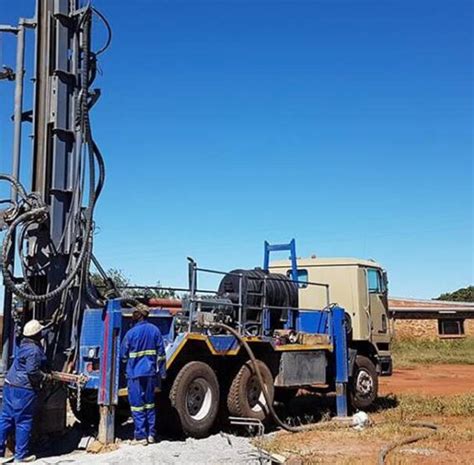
[
  {"x1": 262, "y1": 364, "x2": 474, "y2": 465},
  {"x1": 380, "y1": 364, "x2": 474, "y2": 396}
]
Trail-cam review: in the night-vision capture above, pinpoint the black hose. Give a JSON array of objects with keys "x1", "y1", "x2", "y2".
[
  {"x1": 91, "y1": 7, "x2": 112, "y2": 56},
  {"x1": 378, "y1": 421, "x2": 439, "y2": 465},
  {"x1": 213, "y1": 321, "x2": 440, "y2": 459},
  {"x1": 211, "y1": 322, "x2": 352, "y2": 433}
]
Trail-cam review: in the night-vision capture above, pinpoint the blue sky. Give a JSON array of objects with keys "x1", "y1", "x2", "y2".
[{"x1": 0, "y1": 0, "x2": 472, "y2": 298}]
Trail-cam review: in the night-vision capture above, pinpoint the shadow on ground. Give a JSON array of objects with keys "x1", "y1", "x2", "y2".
[{"x1": 33, "y1": 393, "x2": 401, "y2": 458}]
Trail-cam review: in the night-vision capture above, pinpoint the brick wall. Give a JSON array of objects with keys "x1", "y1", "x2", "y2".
[
  {"x1": 465, "y1": 319, "x2": 474, "y2": 336},
  {"x1": 392, "y1": 317, "x2": 474, "y2": 340},
  {"x1": 393, "y1": 318, "x2": 438, "y2": 340}
]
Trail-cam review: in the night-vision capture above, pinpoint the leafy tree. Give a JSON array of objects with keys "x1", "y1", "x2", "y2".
[
  {"x1": 90, "y1": 268, "x2": 175, "y2": 299},
  {"x1": 435, "y1": 286, "x2": 474, "y2": 302}
]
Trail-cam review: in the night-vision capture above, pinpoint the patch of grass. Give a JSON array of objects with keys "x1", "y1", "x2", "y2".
[
  {"x1": 258, "y1": 394, "x2": 474, "y2": 464},
  {"x1": 392, "y1": 337, "x2": 474, "y2": 367},
  {"x1": 393, "y1": 394, "x2": 474, "y2": 418}
]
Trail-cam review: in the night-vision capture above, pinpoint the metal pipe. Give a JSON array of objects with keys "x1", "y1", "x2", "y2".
[
  {"x1": 11, "y1": 20, "x2": 26, "y2": 201},
  {"x1": 147, "y1": 298, "x2": 182, "y2": 308},
  {"x1": 1, "y1": 20, "x2": 27, "y2": 374}
]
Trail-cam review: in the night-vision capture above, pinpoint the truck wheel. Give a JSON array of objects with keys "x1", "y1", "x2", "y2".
[
  {"x1": 170, "y1": 361, "x2": 220, "y2": 438},
  {"x1": 227, "y1": 360, "x2": 274, "y2": 421},
  {"x1": 349, "y1": 355, "x2": 378, "y2": 410}
]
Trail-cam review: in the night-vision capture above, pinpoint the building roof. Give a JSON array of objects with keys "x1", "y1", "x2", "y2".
[{"x1": 389, "y1": 297, "x2": 474, "y2": 314}]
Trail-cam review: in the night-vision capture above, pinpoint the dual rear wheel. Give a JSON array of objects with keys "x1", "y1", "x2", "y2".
[{"x1": 170, "y1": 359, "x2": 274, "y2": 438}]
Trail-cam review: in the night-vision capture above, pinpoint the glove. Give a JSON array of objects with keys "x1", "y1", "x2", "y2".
[{"x1": 43, "y1": 373, "x2": 54, "y2": 384}]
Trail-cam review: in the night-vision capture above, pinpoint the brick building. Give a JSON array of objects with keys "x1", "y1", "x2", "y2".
[{"x1": 389, "y1": 298, "x2": 474, "y2": 340}]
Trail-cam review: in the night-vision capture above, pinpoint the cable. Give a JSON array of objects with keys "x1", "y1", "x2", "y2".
[{"x1": 91, "y1": 7, "x2": 112, "y2": 56}]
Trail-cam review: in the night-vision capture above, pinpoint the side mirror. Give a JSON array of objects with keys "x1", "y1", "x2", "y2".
[{"x1": 382, "y1": 270, "x2": 389, "y2": 292}]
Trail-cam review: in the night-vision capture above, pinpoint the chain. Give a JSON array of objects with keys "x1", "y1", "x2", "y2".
[{"x1": 76, "y1": 379, "x2": 82, "y2": 411}]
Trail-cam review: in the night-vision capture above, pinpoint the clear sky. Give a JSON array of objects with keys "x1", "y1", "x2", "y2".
[{"x1": 0, "y1": 0, "x2": 472, "y2": 298}]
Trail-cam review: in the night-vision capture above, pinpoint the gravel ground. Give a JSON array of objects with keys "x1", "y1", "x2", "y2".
[{"x1": 34, "y1": 434, "x2": 263, "y2": 465}]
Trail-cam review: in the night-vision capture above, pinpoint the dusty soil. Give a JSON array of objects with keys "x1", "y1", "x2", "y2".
[
  {"x1": 263, "y1": 416, "x2": 474, "y2": 465},
  {"x1": 380, "y1": 364, "x2": 474, "y2": 396},
  {"x1": 262, "y1": 364, "x2": 474, "y2": 464}
]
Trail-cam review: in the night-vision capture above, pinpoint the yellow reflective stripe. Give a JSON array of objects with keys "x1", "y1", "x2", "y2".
[
  {"x1": 130, "y1": 404, "x2": 155, "y2": 412},
  {"x1": 129, "y1": 350, "x2": 157, "y2": 358},
  {"x1": 157, "y1": 356, "x2": 166, "y2": 361}
]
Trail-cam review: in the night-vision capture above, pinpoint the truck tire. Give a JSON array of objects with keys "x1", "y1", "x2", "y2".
[
  {"x1": 227, "y1": 360, "x2": 274, "y2": 421},
  {"x1": 170, "y1": 361, "x2": 220, "y2": 438},
  {"x1": 349, "y1": 355, "x2": 378, "y2": 410}
]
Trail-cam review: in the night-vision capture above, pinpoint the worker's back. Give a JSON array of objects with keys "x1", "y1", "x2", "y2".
[{"x1": 121, "y1": 321, "x2": 165, "y2": 379}]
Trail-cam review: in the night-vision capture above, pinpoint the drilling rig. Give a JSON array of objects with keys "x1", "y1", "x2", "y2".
[
  {"x1": 0, "y1": 0, "x2": 390, "y2": 451},
  {"x1": 0, "y1": 0, "x2": 112, "y2": 435}
]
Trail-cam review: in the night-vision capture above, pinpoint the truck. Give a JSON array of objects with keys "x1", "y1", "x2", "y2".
[
  {"x1": 70, "y1": 240, "x2": 392, "y2": 440},
  {"x1": 0, "y1": 0, "x2": 392, "y2": 445},
  {"x1": 270, "y1": 255, "x2": 393, "y2": 411}
]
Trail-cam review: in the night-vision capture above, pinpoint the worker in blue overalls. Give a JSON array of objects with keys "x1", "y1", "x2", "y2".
[
  {"x1": 0, "y1": 319, "x2": 51, "y2": 463},
  {"x1": 121, "y1": 304, "x2": 165, "y2": 445}
]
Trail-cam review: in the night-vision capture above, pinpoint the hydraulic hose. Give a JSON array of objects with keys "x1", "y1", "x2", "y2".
[
  {"x1": 211, "y1": 322, "x2": 351, "y2": 433},
  {"x1": 1, "y1": 208, "x2": 93, "y2": 302}
]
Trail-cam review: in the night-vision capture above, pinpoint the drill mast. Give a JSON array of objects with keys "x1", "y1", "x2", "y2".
[{"x1": 0, "y1": 0, "x2": 108, "y2": 431}]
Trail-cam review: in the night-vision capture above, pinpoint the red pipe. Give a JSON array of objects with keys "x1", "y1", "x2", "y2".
[{"x1": 147, "y1": 298, "x2": 182, "y2": 308}]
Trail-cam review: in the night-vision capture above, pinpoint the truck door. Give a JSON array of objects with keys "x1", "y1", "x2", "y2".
[{"x1": 366, "y1": 268, "x2": 389, "y2": 341}]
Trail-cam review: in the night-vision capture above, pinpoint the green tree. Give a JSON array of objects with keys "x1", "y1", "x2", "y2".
[
  {"x1": 90, "y1": 268, "x2": 175, "y2": 299},
  {"x1": 435, "y1": 286, "x2": 474, "y2": 302}
]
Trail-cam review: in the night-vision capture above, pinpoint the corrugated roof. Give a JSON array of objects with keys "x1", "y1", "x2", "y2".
[{"x1": 389, "y1": 297, "x2": 474, "y2": 313}]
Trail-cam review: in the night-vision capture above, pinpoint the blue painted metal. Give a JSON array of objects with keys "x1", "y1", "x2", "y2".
[
  {"x1": 264, "y1": 239, "x2": 298, "y2": 330},
  {"x1": 296, "y1": 310, "x2": 329, "y2": 334},
  {"x1": 98, "y1": 299, "x2": 122, "y2": 406},
  {"x1": 331, "y1": 306, "x2": 349, "y2": 417},
  {"x1": 208, "y1": 335, "x2": 239, "y2": 353},
  {"x1": 78, "y1": 309, "x2": 103, "y2": 390},
  {"x1": 263, "y1": 239, "x2": 298, "y2": 282}
]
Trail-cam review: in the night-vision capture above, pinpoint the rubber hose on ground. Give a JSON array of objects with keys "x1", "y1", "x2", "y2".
[{"x1": 378, "y1": 421, "x2": 439, "y2": 465}]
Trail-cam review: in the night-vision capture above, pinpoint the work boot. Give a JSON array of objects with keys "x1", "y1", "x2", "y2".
[
  {"x1": 14, "y1": 456, "x2": 36, "y2": 463},
  {"x1": 0, "y1": 457, "x2": 14, "y2": 464},
  {"x1": 130, "y1": 439, "x2": 147, "y2": 446},
  {"x1": 147, "y1": 436, "x2": 155, "y2": 444}
]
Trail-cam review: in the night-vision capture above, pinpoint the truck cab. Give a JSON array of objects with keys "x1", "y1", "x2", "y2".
[{"x1": 270, "y1": 256, "x2": 393, "y2": 409}]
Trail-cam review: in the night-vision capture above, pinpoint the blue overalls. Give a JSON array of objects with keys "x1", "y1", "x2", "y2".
[
  {"x1": 121, "y1": 320, "x2": 165, "y2": 440},
  {"x1": 0, "y1": 338, "x2": 47, "y2": 461}
]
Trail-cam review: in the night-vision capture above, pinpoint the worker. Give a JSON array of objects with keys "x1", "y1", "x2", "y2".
[
  {"x1": 0, "y1": 319, "x2": 51, "y2": 463},
  {"x1": 121, "y1": 304, "x2": 166, "y2": 445}
]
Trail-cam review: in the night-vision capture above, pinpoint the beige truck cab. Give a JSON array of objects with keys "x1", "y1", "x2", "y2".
[{"x1": 270, "y1": 257, "x2": 392, "y2": 409}]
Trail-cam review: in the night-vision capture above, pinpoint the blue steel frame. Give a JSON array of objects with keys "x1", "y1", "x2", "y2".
[
  {"x1": 98, "y1": 299, "x2": 122, "y2": 406},
  {"x1": 263, "y1": 239, "x2": 298, "y2": 331},
  {"x1": 331, "y1": 306, "x2": 349, "y2": 416}
]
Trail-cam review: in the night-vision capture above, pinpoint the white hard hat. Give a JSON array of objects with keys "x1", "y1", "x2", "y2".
[{"x1": 23, "y1": 319, "x2": 44, "y2": 337}]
